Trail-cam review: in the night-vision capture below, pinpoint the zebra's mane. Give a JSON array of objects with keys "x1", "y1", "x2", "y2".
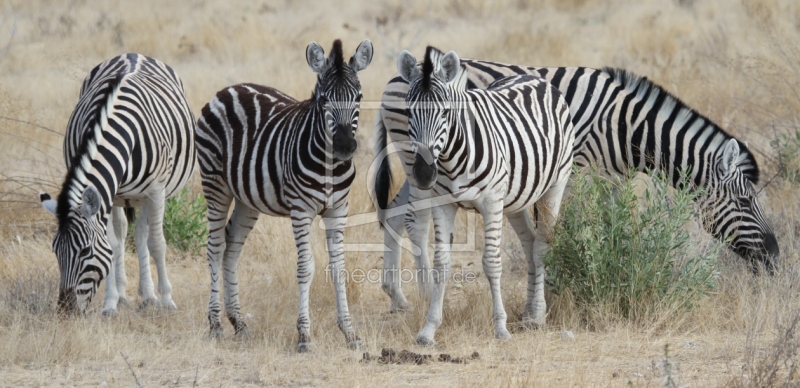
[
  {"x1": 330, "y1": 39, "x2": 345, "y2": 76},
  {"x1": 601, "y1": 67, "x2": 760, "y2": 183},
  {"x1": 420, "y1": 46, "x2": 438, "y2": 91},
  {"x1": 55, "y1": 75, "x2": 122, "y2": 230}
]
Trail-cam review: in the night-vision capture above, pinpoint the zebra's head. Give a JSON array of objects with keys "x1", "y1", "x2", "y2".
[
  {"x1": 306, "y1": 39, "x2": 373, "y2": 162},
  {"x1": 41, "y1": 185, "x2": 110, "y2": 314},
  {"x1": 397, "y1": 46, "x2": 464, "y2": 190},
  {"x1": 702, "y1": 138, "x2": 779, "y2": 273}
]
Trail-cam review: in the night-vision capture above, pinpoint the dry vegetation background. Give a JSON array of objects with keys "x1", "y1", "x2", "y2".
[{"x1": 0, "y1": 0, "x2": 799, "y2": 386}]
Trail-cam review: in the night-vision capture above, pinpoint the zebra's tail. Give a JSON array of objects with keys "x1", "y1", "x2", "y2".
[{"x1": 374, "y1": 115, "x2": 392, "y2": 228}]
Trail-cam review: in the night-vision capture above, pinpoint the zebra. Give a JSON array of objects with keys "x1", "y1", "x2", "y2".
[
  {"x1": 39, "y1": 53, "x2": 196, "y2": 315},
  {"x1": 391, "y1": 46, "x2": 574, "y2": 344},
  {"x1": 195, "y1": 39, "x2": 372, "y2": 352},
  {"x1": 374, "y1": 60, "x2": 780, "y2": 313}
]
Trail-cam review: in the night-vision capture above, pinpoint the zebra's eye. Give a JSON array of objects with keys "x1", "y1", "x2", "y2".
[
  {"x1": 737, "y1": 197, "x2": 752, "y2": 209},
  {"x1": 79, "y1": 246, "x2": 92, "y2": 259}
]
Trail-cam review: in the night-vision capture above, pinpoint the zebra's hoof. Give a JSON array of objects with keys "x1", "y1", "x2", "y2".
[
  {"x1": 139, "y1": 298, "x2": 158, "y2": 310},
  {"x1": 117, "y1": 297, "x2": 128, "y2": 307},
  {"x1": 235, "y1": 326, "x2": 251, "y2": 338},
  {"x1": 101, "y1": 308, "x2": 118, "y2": 317},
  {"x1": 209, "y1": 326, "x2": 223, "y2": 339},
  {"x1": 389, "y1": 302, "x2": 410, "y2": 313},
  {"x1": 161, "y1": 300, "x2": 178, "y2": 310},
  {"x1": 415, "y1": 335, "x2": 436, "y2": 347},
  {"x1": 494, "y1": 328, "x2": 512, "y2": 340},
  {"x1": 347, "y1": 339, "x2": 363, "y2": 350},
  {"x1": 521, "y1": 319, "x2": 544, "y2": 331},
  {"x1": 297, "y1": 342, "x2": 312, "y2": 353}
]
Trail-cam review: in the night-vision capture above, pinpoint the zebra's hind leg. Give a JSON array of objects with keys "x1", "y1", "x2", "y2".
[
  {"x1": 142, "y1": 190, "x2": 177, "y2": 310},
  {"x1": 291, "y1": 211, "x2": 316, "y2": 352},
  {"x1": 525, "y1": 177, "x2": 570, "y2": 328},
  {"x1": 323, "y1": 207, "x2": 361, "y2": 349},
  {"x1": 203, "y1": 181, "x2": 234, "y2": 339},
  {"x1": 222, "y1": 200, "x2": 260, "y2": 336},
  {"x1": 133, "y1": 208, "x2": 159, "y2": 309},
  {"x1": 381, "y1": 180, "x2": 410, "y2": 312},
  {"x1": 506, "y1": 210, "x2": 538, "y2": 330}
]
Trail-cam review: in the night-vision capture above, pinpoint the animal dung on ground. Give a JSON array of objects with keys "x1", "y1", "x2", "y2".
[{"x1": 361, "y1": 348, "x2": 480, "y2": 365}]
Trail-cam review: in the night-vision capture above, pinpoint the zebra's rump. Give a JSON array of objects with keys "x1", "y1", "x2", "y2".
[{"x1": 64, "y1": 53, "x2": 196, "y2": 203}]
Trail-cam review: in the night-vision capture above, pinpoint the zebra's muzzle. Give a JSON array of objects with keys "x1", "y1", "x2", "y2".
[
  {"x1": 57, "y1": 288, "x2": 79, "y2": 315},
  {"x1": 332, "y1": 126, "x2": 357, "y2": 161},
  {"x1": 413, "y1": 152, "x2": 437, "y2": 190}
]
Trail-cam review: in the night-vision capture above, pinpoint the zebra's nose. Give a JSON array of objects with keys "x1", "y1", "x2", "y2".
[
  {"x1": 57, "y1": 287, "x2": 78, "y2": 315},
  {"x1": 332, "y1": 125, "x2": 357, "y2": 161},
  {"x1": 762, "y1": 232, "x2": 779, "y2": 275},
  {"x1": 413, "y1": 151, "x2": 437, "y2": 190}
]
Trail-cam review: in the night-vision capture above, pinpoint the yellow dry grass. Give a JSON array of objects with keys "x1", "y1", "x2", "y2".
[{"x1": 1, "y1": 0, "x2": 799, "y2": 386}]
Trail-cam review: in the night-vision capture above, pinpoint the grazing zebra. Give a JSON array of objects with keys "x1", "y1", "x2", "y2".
[
  {"x1": 375, "y1": 61, "x2": 780, "y2": 313},
  {"x1": 39, "y1": 53, "x2": 196, "y2": 315},
  {"x1": 195, "y1": 39, "x2": 372, "y2": 351},
  {"x1": 391, "y1": 46, "x2": 574, "y2": 344}
]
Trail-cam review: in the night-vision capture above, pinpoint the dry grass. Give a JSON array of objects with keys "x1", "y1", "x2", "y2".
[{"x1": 1, "y1": 0, "x2": 799, "y2": 386}]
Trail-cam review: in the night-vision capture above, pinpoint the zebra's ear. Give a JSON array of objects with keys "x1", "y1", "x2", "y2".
[
  {"x1": 306, "y1": 42, "x2": 327, "y2": 74},
  {"x1": 40, "y1": 192, "x2": 57, "y2": 217},
  {"x1": 349, "y1": 39, "x2": 373, "y2": 72},
  {"x1": 80, "y1": 186, "x2": 102, "y2": 219},
  {"x1": 439, "y1": 51, "x2": 461, "y2": 84},
  {"x1": 397, "y1": 50, "x2": 419, "y2": 83},
  {"x1": 720, "y1": 138, "x2": 740, "y2": 177}
]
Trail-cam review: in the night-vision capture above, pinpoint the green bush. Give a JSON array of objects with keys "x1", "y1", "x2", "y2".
[
  {"x1": 127, "y1": 188, "x2": 208, "y2": 255},
  {"x1": 770, "y1": 129, "x2": 800, "y2": 184},
  {"x1": 544, "y1": 168, "x2": 719, "y2": 324}
]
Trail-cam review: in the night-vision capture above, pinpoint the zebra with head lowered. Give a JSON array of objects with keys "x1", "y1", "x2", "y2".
[
  {"x1": 392, "y1": 46, "x2": 574, "y2": 344},
  {"x1": 39, "y1": 53, "x2": 196, "y2": 315},
  {"x1": 375, "y1": 62, "x2": 780, "y2": 314},
  {"x1": 196, "y1": 39, "x2": 372, "y2": 352}
]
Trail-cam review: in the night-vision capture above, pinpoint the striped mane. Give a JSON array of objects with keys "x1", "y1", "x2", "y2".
[
  {"x1": 601, "y1": 67, "x2": 760, "y2": 183},
  {"x1": 55, "y1": 75, "x2": 121, "y2": 230},
  {"x1": 330, "y1": 39, "x2": 345, "y2": 76},
  {"x1": 420, "y1": 46, "x2": 438, "y2": 91}
]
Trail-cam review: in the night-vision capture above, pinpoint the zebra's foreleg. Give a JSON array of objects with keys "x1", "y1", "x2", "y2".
[
  {"x1": 415, "y1": 202, "x2": 457, "y2": 346},
  {"x1": 222, "y1": 201, "x2": 260, "y2": 336},
  {"x1": 407, "y1": 181, "x2": 433, "y2": 302},
  {"x1": 204, "y1": 183, "x2": 234, "y2": 339},
  {"x1": 479, "y1": 198, "x2": 511, "y2": 340},
  {"x1": 291, "y1": 212, "x2": 316, "y2": 353},
  {"x1": 101, "y1": 207, "x2": 127, "y2": 316},
  {"x1": 323, "y1": 208, "x2": 361, "y2": 349},
  {"x1": 381, "y1": 180, "x2": 410, "y2": 312},
  {"x1": 143, "y1": 191, "x2": 176, "y2": 310}
]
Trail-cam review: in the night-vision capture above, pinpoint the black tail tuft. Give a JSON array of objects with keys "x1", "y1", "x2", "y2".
[
  {"x1": 125, "y1": 207, "x2": 136, "y2": 224},
  {"x1": 374, "y1": 117, "x2": 393, "y2": 228}
]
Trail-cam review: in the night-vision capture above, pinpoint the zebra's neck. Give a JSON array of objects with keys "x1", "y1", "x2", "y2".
[{"x1": 55, "y1": 79, "x2": 123, "y2": 228}]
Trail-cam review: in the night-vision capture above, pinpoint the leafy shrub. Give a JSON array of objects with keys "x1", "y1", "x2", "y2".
[
  {"x1": 127, "y1": 188, "x2": 208, "y2": 255},
  {"x1": 544, "y1": 168, "x2": 719, "y2": 324},
  {"x1": 770, "y1": 129, "x2": 800, "y2": 184}
]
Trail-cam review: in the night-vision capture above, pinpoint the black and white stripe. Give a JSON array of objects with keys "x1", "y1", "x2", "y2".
[
  {"x1": 195, "y1": 39, "x2": 372, "y2": 351},
  {"x1": 390, "y1": 47, "x2": 574, "y2": 344},
  {"x1": 375, "y1": 60, "x2": 780, "y2": 314},
  {"x1": 40, "y1": 53, "x2": 196, "y2": 315}
]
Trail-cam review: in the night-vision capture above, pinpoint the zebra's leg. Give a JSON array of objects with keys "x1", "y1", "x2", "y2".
[
  {"x1": 142, "y1": 191, "x2": 177, "y2": 310},
  {"x1": 506, "y1": 210, "x2": 537, "y2": 329},
  {"x1": 111, "y1": 206, "x2": 129, "y2": 307},
  {"x1": 323, "y1": 207, "x2": 361, "y2": 349},
  {"x1": 406, "y1": 181, "x2": 433, "y2": 302},
  {"x1": 526, "y1": 177, "x2": 570, "y2": 327},
  {"x1": 101, "y1": 207, "x2": 126, "y2": 316},
  {"x1": 204, "y1": 181, "x2": 234, "y2": 338},
  {"x1": 479, "y1": 199, "x2": 511, "y2": 340},
  {"x1": 381, "y1": 180, "x2": 410, "y2": 312},
  {"x1": 133, "y1": 208, "x2": 159, "y2": 308},
  {"x1": 222, "y1": 200, "x2": 260, "y2": 336},
  {"x1": 415, "y1": 202, "x2": 457, "y2": 346},
  {"x1": 291, "y1": 211, "x2": 316, "y2": 352}
]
